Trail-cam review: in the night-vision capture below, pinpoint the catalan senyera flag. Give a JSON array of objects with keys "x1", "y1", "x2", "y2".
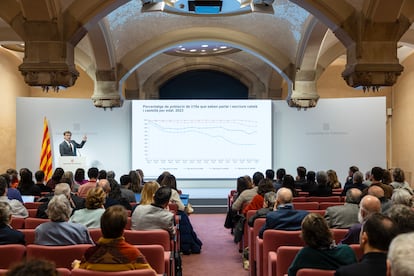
[{"x1": 39, "y1": 117, "x2": 53, "y2": 180}]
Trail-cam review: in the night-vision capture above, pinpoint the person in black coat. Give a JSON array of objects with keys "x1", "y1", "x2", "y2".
[{"x1": 0, "y1": 202, "x2": 25, "y2": 245}]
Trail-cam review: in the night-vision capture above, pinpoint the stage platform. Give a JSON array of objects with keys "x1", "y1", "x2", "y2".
[{"x1": 180, "y1": 188, "x2": 231, "y2": 214}]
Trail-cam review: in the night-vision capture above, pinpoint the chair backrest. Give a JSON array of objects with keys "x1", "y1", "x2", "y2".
[
  {"x1": 276, "y1": 246, "x2": 303, "y2": 276},
  {"x1": 20, "y1": 228, "x2": 36, "y2": 244},
  {"x1": 349, "y1": 244, "x2": 364, "y2": 261},
  {"x1": 0, "y1": 244, "x2": 26, "y2": 269},
  {"x1": 319, "y1": 202, "x2": 344, "y2": 209},
  {"x1": 331, "y1": 228, "x2": 349, "y2": 244},
  {"x1": 124, "y1": 229, "x2": 171, "y2": 251},
  {"x1": 24, "y1": 202, "x2": 42, "y2": 209},
  {"x1": 10, "y1": 217, "x2": 25, "y2": 229},
  {"x1": 88, "y1": 228, "x2": 102, "y2": 244},
  {"x1": 307, "y1": 196, "x2": 341, "y2": 202},
  {"x1": 262, "y1": 230, "x2": 305, "y2": 276},
  {"x1": 292, "y1": 197, "x2": 307, "y2": 202},
  {"x1": 308, "y1": 209, "x2": 325, "y2": 216},
  {"x1": 24, "y1": 218, "x2": 50, "y2": 229},
  {"x1": 293, "y1": 202, "x2": 319, "y2": 210},
  {"x1": 27, "y1": 209, "x2": 38, "y2": 218},
  {"x1": 249, "y1": 217, "x2": 266, "y2": 276},
  {"x1": 125, "y1": 217, "x2": 132, "y2": 230},
  {"x1": 135, "y1": 244, "x2": 165, "y2": 274},
  {"x1": 26, "y1": 244, "x2": 92, "y2": 269},
  {"x1": 57, "y1": 268, "x2": 71, "y2": 276},
  {"x1": 71, "y1": 268, "x2": 156, "y2": 276},
  {"x1": 297, "y1": 268, "x2": 335, "y2": 276}
]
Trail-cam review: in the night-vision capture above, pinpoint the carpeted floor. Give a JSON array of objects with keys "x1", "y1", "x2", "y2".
[{"x1": 181, "y1": 214, "x2": 249, "y2": 276}]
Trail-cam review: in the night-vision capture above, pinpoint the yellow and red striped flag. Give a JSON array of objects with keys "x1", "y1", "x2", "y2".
[{"x1": 39, "y1": 117, "x2": 53, "y2": 180}]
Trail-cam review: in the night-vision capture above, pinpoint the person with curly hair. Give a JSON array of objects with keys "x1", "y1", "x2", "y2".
[{"x1": 69, "y1": 187, "x2": 106, "y2": 229}]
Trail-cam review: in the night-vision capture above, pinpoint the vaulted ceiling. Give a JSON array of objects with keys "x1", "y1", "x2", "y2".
[{"x1": 1, "y1": 0, "x2": 414, "y2": 108}]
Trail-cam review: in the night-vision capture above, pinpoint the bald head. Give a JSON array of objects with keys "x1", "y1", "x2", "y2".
[
  {"x1": 345, "y1": 188, "x2": 362, "y2": 204},
  {"x1": 368, "y1": 185, "x2": 385, "y2": 198},
  {"x1": 276, "y1": 187, "x2": 293, "y2": 205},
  {"x1": 54, "y1": 183, "x2": 71, "y2": 197},
  {"x1": 97, "y1": 179, "x2": 110, "y2": 193},
  {"x1": 360, "y1": 195, "x2": 381, "y2": 218}
]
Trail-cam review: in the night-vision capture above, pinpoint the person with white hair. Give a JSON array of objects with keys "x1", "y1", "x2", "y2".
[
  {"x1": 387, "y1": 232, "x2": 414, "y2": 276},
  {"x1": 34, "y1": 194, "x2": 93, "y2": 245}
]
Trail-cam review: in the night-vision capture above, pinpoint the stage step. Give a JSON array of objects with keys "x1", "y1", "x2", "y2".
[{"x1": 188, "y1": 198, "x2": 227, "y2": 214}]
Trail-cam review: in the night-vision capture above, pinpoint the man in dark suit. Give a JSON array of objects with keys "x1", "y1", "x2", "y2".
[
  {"x1": 59, "y1": 130, "x2": 87, "y2": 156},
  {"x1": 259, "y1": 187, "x2": 308, "y2": 238},
  {"x1": 335, "y1": 213, "x2": 398, "y2": 276},
  {"x1": 0, "y1": 202, "x2": 25, "y2": 244}
]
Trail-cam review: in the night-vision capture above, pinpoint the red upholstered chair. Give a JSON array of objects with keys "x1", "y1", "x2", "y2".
[
  {"x1": 350, "y1": 244, "x2": 364, "y2": 261},
  {"x1": 274, "y1": 246, "x2": 303, "y2": 276},
  {"x1": 10, "y1": 217, "x2": 25, "y2": 229},
  {"x1": 136, "y1": 244, "x2": 165, "y2": 275},
  {"x1": 23, "y1": 202, "x2": 42, "y2": 209},
  {"x1": 249, "y1": 217, "x2": 265, "y2": 276},
  {"x1": 125, "y1": 217, "x2": 132, "y2": 230},
  {"x1": 71, "y1": 269, "x2": 157, "y2": 276},
  {"x1": 26, "y1": 244, "x2": 92, "y2": 269},
  {"x1": 88, "y1": 228, "x2": 102, "y2": 244},
  {"x1": 24, "y1": 217, "x2": 50, "y2": 229},
  {"x1": 308, "y1": 209, "x2": 325, "y2": 216},
  {"x1": 124, "y1": 230, "x2": 172, "y2": 276},
  {"x1": 27, "y1": 209, "x2": 38, "y2": 218},
  {"x1": 292, "y1": 197, "x2": 307, "y2": 202},
  {"x1": 292, "y1": 202, "x2": 319, "y2": 210},
  {"x1": 241, "y1": 210, "x2": 256, "y2": 251},
  {"x1": 319, "y1": 202, "x2": 344, "y2": 209},
  {"x1": 331, "y1": 228, "x2": 349, "y2": 244},
  {"x1": 297, "y1": 268, "x2": 335, "y2": 276},
  {"x1": 20, "y1": 228, "x2": 36, "y2": 244},
  {"x1": 0, "y1": 269, "x2": 7, "y2": 275},
  {"x1": 57, "y1": 268, "x2": 71, "y2": 276},
  {"x1": 307, "y1": 196, "x2": 341, "y2": 202},
  {"x1": 261, "y1": 230, "x2": 304, "y2": 276},
  {"x1": 0, "y1": 244, "x2": 26, "y2": 269}
]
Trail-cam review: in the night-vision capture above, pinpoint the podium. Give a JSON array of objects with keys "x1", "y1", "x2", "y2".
[{"x1": 57, "y1": 156, "x2": 86, "y2": 173}]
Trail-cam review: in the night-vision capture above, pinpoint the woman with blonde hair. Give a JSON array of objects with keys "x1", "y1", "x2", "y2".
[
  {"x1": 139, "y1": 181, "x2": 160, "y2": 205},
  {"x1": 69, "y1": 187, "x2": 106, "y2": 229},
  {"x1": 327, "y1": 169, "x2": 341, "y2": 189}
]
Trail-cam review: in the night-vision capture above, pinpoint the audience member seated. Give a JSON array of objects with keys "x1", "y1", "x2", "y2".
[
  {"x1": 0, "y1": 202, "x2": 25, "y2": 245},
  {"x1": 288, "y1": 213, "x2": 357, "y2": 276},
  {"x1": 340, "y1": 195, "x2": 381, "y2": 245},
  {"x1": 386, "y1": 204, "x2": 414, "y2": 234},
  {"x1": 17, "y1": 168, "x2": 41, "y2": 197},
  {"x1": 37, "y1": 183, "x2": 85, "y2": 219},
  {"x1": 294, "y1": 166, "x2": 307, "y2": 190},
  {"x1": 120, "y1": 174, "x2": 137, "y2": 203},
  {"x1": 324, "y1": 188, "x2": 361, "y2": 229},
  {"x1": 69, "y1": 187, "x2": 106, "y2": 229},
  {"x1": 35, "y1": 194, "x2": 93, "y2": 245},
  {"x1": 74, "y1": 205, "x2": 153, "y2": 272},
  {"x1": 265, "y1": 169, "x2": 277, "y2": 187},
  {"x1": 77, "y1": 167, "x2": 99, "y2": 198},
  {"x1": 308, "y1": 171, "x2": 332, "y2": 196},
  {"x1": 248, "y1": 191, "x2": 277, "y2": 227},
  {"x1": 158, "y1": 172, "x2": 185, "y2": 212},
  {"x1": 281, "y1": 175, "x2": 299, "y2": 197},
  {"x1": 341, "y1": 171, "x2": 367, "y2": 196},
  {"x1": 231, "y1": 172, "x2": 261, "y2": 212},
  {"x1": 34, "y1": 170, "x2": 52, "y2": 194},
  {"x1": 327, "y1": 169, "x2": 341, "y2": 189},
  {"x1": 46, "y1": 167, "x2": 64, "y2": 191},
  {"x1": 273, "y1": 168, "x2": 285, "y2": 191},
  {"x1": 74, "y1": 168, "x2": 88, "y2": 192},
  {"x1": 387, "y1": 232, "x2": 414, "y2": 276},
  {"x1": 390, "y1": 189, "x2": 413, "y2": 207},
  {"x1": 243, "y1": 178, "x2": 275, "y2": 215},
  {"x1": 343, "y1": 166, "x2": 359, "y2": 188},
  {"x1": 6, "y1": 168, "x2": 20, "y2": 189},
  {"x1": 362, "y1": 167, "x2": 393, "y2": 199},
  {"x1": 0, "y1": 176, "x2": 28, "y2": 218},
  {"x1": 1, "y1": 172, "x2": 23, "y2": 202},
  {"x1": 131, "y1": 186, "x2": 176, "y2": 238},
  {"x1": 105, "y1": 179, "x2": 132, "y2": 210},
  {"x1": 129, "y1": 170, "x2": 143, "y2": 194},
  {"x1": 335, "y1": 213, "x2": 398, "y2": 276},
  {"x1": 139, "y1": 181, "x2": 160, "y2": 206},
  {"x1": 390, "y1": 167, "x2": 413, "y2": 195},
  {"x1": 302, "y1": 171, "x2": 317, "y2": 192},
  {"x1": 259, "y1": 187, "x2": 308, "y2": 238},
  {"x1": 6, "y1": 259, "x2": 59, "y2": 276},
  {"x1": 367, "y1": 185, "x2": 392, "y2": 213}
]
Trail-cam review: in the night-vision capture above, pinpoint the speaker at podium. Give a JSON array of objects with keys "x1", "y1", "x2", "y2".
[{"x1": 58, "y1": 156, "x2": 87, "y2": 173}]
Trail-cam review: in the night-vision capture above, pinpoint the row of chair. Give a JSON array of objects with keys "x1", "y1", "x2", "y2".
[
  {"x1": 0, "y1": 268, "x2": 159, "y2": 276},
  {"x1": 0, "y1": 243, "x2": 164, "y2": 275},
  {"x1": 247, "y1": 216, "x2": 362, "y2": 276}
]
